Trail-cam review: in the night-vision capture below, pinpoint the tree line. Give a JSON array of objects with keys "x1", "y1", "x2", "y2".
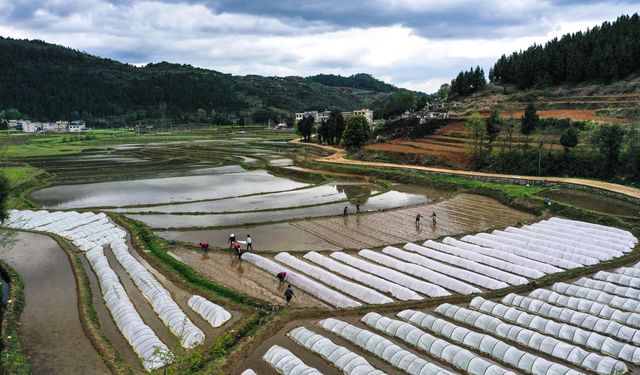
[
  {"x1": 489, "y1": 13, "x2": 640, "y2": 89},
  {"x1": 465, "y1": 104, "x2": 640, "y2": 183},
  {"x1": 297, "y1": 114, "x2": 371, "y2": 151},
  {"x1": 450, "y1": 66, "x2": 487, "y2": 97}
]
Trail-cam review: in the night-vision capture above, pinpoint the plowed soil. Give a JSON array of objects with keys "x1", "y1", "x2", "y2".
[{"x1": 292, "y1": 194, "x2": 534, "y2": 249}]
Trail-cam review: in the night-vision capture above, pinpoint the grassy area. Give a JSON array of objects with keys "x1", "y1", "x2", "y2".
[
  {"x1": 0, "y1": 260, "x2": 31, "y2": 375},
  {"x1": 2, "y1": 165, "x2": 49, "y2": 209}
]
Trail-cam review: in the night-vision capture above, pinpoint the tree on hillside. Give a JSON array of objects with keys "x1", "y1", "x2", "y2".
[
  {"x1": 621, "y1": 123, "x2": 640, "y2": 181},
  {"x1": 521, "y1": 104, "x2": 540, "y2": 147},
  {"x1": 343, "y1": 115, "x2": 371, "y2": 151},
  {"x1": 0, "y1": 108, "x2": 22, "y2": 120},
  {"x1": 325, "y1": 110, "x2": 345, "y2": 145},
  {"x1": 383, "y1": 90, "x2": 416, "y2": 118},
  {"x1": 437, "y1": 84, "x2": 451, "y2": 101},
  {"x1": 317, "y1": 119, "x2": 329, "y2": 144},
  {"x1": 560, "y1": 127, "x2": 579, "y2": 152},
  {"x1": 465, "y1": 112, "x2": 487, "y2": 168},
  {"x1": 296, "y1": 116, "x2": 315, "y2": 142},
  {"x1": 589, "y1": 123, "x2": 625, "y2": 178},
  {"x1": 451, "y1": 66, "x2": 486, "y2": 97},
  {"x1": 485, "y1": 110, "x2": 503, "y2": 155}
]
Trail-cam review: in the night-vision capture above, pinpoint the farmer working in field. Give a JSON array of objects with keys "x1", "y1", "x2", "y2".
[
  {"x1": 228, "y1": 233, "x2": 236, "y2": 248},
  {"x1": 343, "y1": 206, "x2": 349, "y2": 217},
  {"x1": 276, "y1": 271, "x2": 287, "y2": 284},
  {"x1": 233, "y1": 241, "x2": 243, "y2": 260},
  {"x1": 431, "y1": 212, "x2": 437, "y2": 225},
  {"x1": 415, "y1": 212, "x2": 423, "y2": 224},
  {"x1": 246, "y1": 234, "x2": 252, "y2": 250},
  {"x1": 284, "y1": 284, "x2": 295, "y2": 304},
  {"x1": 198, "y1": 242, "x2": 209, "y2": 252}
]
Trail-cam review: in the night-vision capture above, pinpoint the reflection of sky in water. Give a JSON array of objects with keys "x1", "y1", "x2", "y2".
[
  {"x1": 115, "y1": 182, "x2": 379, "y2": 213},
  {"x1": 31, "y1": 170, "x2": 309, "y2": 209},
  {"x1": 126, "y1": 189, "x2": 430, "y2": 228}
]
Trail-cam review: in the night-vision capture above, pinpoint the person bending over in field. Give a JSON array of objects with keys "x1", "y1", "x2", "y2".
[{"x1": 276, "y1": 271, "x2": 287, "y2": 284}]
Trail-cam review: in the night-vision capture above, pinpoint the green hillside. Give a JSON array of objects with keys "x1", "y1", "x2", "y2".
[{"x1": 0, "y1": 37, "x2": 396, "y2": 121}]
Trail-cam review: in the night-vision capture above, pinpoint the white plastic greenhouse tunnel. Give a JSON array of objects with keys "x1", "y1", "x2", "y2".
[
  {"x1": 318, "y1": 318, "x2": 455, "y2": 375},
  {"x1": 262, "y1": 345, "x2": 322, "y2": 375},
  {"x1": 397, "y1": 309, "x2": 582, "y2": 375},
  {"x1": 501, "y1": 293, "x2": 640, "y2": 346},
  {"x1": 329, "y1": 252, "x2": 450, "y2": 297},
  {"x1": 188, "y1": 295, "x2": 232, "y2": 328},
  {"x1": 574, "y1": 277, "x2": 640, "y2": 300},
  {"x1": 468, "y1": 297, "x2": 640, "y2": 364},
  {"x1": 360, "y1": 312, "x2": 516, "y2": 375},
  {"x1": 551, "y1": 282, "x2": 640, "y2": 313},
  {"x1": 288, "y1": 326, "x2": 387, "y2": 374},
  {"x1": 243, "y1": 252, "x2": 361, "y2": 308},
  {"x1": 240, "y1": 370, "x2": 257, "y2": 375},
  {"x1": 274, "y1": 252, "x2": 393, "y2": 304},
  {"x1": 434, "y1": 303, "x2": 629, "y2": 375},
  {"x1": 303, "y1": 251, "x2": 423, "y2": 301}
]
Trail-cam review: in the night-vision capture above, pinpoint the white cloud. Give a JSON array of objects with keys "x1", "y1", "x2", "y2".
[{"x1": 0, "y1": 0, "x2": 638, "y2": 94}]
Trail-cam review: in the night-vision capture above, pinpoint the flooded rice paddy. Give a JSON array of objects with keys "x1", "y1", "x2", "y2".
[
  {"x1": 542, "y1": 188, "x2": 640, "y2": 218},
  {"x1": 0, "y1": 232, "x2": 109, "y2": 374},
  {"x1": 31, "y1": 170, "x2": 309, "y2": 208}
]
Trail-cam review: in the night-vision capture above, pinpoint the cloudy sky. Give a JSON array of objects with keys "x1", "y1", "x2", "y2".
[{"x1": 0, "y1": 1, "x2": 637, "y2": 93}]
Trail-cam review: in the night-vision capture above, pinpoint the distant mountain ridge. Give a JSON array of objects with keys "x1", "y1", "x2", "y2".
[{"x1": 0, "y1": 37, "x2": 403, "y2": 120}]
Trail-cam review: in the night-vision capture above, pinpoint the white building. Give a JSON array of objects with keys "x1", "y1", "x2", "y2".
[
  {"x1": 295, "y1": 109, "x2": 373, "y2": 125},
  {"x1": 68, "y1": 121, "x2": 86, "y2": 132}
]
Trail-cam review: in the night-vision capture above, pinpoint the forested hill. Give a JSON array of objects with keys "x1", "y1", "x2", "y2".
[
  {"x1": 489, "y1": 13, "x2": 640, "y2": 89},
  {"x1": 0, "y1": 37, "x2": 396, "y2": 120},
  {"x1": 306, "y1": 73, "x2": 398, "y2": 93}
]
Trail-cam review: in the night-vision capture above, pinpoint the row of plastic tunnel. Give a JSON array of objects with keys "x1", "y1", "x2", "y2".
[
  {"x1": 5, "y1": 210, "x2": 233, "y2": 371},
  {"x1": 243, "y1": 260, "x2": 640, "y2": 375},
  {"x1": 243, "y1": 217, "x2": 638, "y2": 308}
]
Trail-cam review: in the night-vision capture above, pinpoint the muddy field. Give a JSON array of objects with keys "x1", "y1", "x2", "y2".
[
  {"x1": 168, "y1": 248, "x2": 329, "y2": 308},
  {"x1": 0, "y1": 232, "x2": 109, "y2": 374},
  {"x1": 292, "y1": 194, "x2": 534, "y2": 249}
]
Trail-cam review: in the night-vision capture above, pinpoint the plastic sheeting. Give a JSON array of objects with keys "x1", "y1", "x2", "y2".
[
  {"x1": 470, "y1": 297, "x2": 640, "y2": 364},
  {"x1": 615, "y1": 267, "x2": 640, "y2": 279},
  {"x1": 274, "y1": 252, "x2": 393, "y2": 305},
  {"x1": 240, "y1": 370, "x2": 256, "y2": 375},
  {"x1": 470, "y1": 232, "x2": 590, "y2": 267},
  {"x1": 288, "y1": 326, "x2": 386, "y2": 375},
  {"x1": 552, "y1": 283, "x2": 640, "y2": 313},
  {"x1": 303, "y1": 252, "x2": 422, "y2": 301},
  {"x1": 243, "y1": 252, "x2": 360, "y2": 308},
  {"x1": 357, "y1": 249, "x2": 480, "y2": 294},
  {"x1": 110, "y1": 238, "x2": 205, "y2": 349},
  {"x1": 444, "y1": 237, "x2": 550, "y2": 277},
  {"x1": 422, "y1": 240, "x2": 541, "y2": 279},
  {"x1": 500, "y1": 225, "x2": 620, "y2": 259},
  {"x1": 502, "y1": 293, "x2": 640, "y2": 346},
  {"x1": 503, "y1": 225, "x2": 623, "y2": 259},
  {"x1": 435, "y1": 303, "x2": 628, "y2": 375},
  {"x1": 526, "y1": 221, "x2": 633, "y2": 253},
  {"x1": 86, "y1": 246, "x2": 170, "y2": 370},
  {"x1": 319, "y1": 318, "x2": 454, "y2": 375},
  {"x1": 262, "y1": 345, "x2": 322, "y2": 375},
  {"x1": 188, "y1": 295, "x2": 231, "y2": 328},
  {"x1": 594, "y1": 271, "x2": 640, "y2": 289},
  {"x1": 381, "y1": 246, "x2": 508, "y2": 290},
  {"x1": 360, "y1": 312, "x2": 515, "y2": 375},
  {"x1": 329, "y1": 252, "x2": 450, "y2": 297},
  {"x1": 529, "y1": 288, "x2": 640, "y2": 329},
  {"x1": 548, "y1": 217, "x2": 637, "y2": 246},
  {"x1": 574, "y1": 277, "x2": 640, "y2": 301},
  {"x1": 398, "y1": 309, "x2": 582, "y2": 375},
  {"x1": 402, "y1": 243, "x2": 527, "y2": 285}
]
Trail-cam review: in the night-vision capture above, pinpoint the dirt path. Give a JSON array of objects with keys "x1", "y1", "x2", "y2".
[
  {"x1": 294, "y1": 140, "x2": 640, "y2": 200},
  {"x1": 0, "y1": 232, "x2": 110, "y2": 375}
]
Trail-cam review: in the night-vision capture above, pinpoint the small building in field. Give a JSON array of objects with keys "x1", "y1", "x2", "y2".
[{"x1": 68, "y1": 120, "x2": 86, "y2": 132}]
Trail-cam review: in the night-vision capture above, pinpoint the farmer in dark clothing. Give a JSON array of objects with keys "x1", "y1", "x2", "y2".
[
  {"x1": 284, "y1": 285, "x2": 295, "y2": 303},
  {"x1": 343, "y1": 206, "x2": 349, "y2": 217},
  {"x1": 431, "y1": 212, "x2": 437, "y2": 225},
  {"x1": 356, "y1": 200, "x2": 361, "y2": 213},
  {"x1": 198, "y1": 242, "x2": 209, "y2": 252},
  {"x1": 228, "y1": 233, "x2": 236, "y2": 248},
  {"x1": 415, "y1": 212, "x2": 423, "y2": 223},
  {"x1": 276, "y1": 271, "x2": 287, "y2": 284}
]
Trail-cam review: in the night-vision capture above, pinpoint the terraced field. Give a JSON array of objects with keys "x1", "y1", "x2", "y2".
[
  {"x1": 292, "y1": 194, "x2": 533, "y2": 249},
  {"x1": 236, "y1": 218, "x2": 640, "y2": 375}
]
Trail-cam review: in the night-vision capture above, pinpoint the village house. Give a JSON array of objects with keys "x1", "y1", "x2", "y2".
[{"x1": 295, "y1": 109, "x2": 374, "y2": 125}]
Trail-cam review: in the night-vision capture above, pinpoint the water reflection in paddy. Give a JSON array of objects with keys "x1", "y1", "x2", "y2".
[{"x1": 31, "y1": 169, "x2": 309, "y2": 208}]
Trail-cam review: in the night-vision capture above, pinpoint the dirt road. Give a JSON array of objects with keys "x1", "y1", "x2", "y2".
[{"x1": 294, "y1": 140, "x2": 640, "y2": 200}]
